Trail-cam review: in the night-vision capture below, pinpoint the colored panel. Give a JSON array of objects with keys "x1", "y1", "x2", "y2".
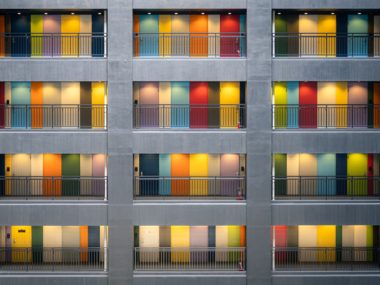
[
  {"x1": 140, "y1": 154, "x2": 159, "y2": 196},
  {"x1": 5, "y1": 155, "x2": 11, "y2": 195},
  {"x1": 287, "y1": 154, "x2": 300, "y2": 196},
  {"x1": 317, "y1": 154, "x2": 336, "y2": 196},
  {"x1": 317, "y1": 226, "x2": 336, "y2": 262},
  {"x1": 139, "y1": 226, "x2": 159, "y2": 248},
  {"x1": 80, "y1": 226, "x2": 88, "y2": 262},
  {"x1": 337, "y1": 14, "x2": 348, "y2": 57},
  {"x1": 220, "y1": 82, "x2": 240, "y2": 128},
  {"x1": 0, "y1": 82, "x2": 4, "y2": 128},
  {"x1": 32, "y1": 226, "x2": 43, "y2": 263},
  {"x1": 171, "y1": 82, "x2": 189, "y2": 127},
  {"x1": 159, "y1": 15, "x2": 171, "y2": 56},
  {"x1": 139, "y1": 82, "x2": 159, "y2": 127},
  {"x1": 299, "y1": 15, "x2": 317, "y2": 56},
  {"x1": 171, "y1": 15, "x2": 189, "y2": 56},
  {"x1": 190, "y1": 226, "x2": 208, "y2": 247},
  {"x1": 274, "y1": 82, "x2": 287, "y2": 128},
  {"x1": 190, "y1": 15, "x2": 208, "y2": 57},
  {"x1": 0, "y1": 154, "x2": 4, "y2": 196},
  {"x1": 287, "y1": 15, "x2": 299, "y2": 56},
  {"x1": 348, "y1": 82, "x2": 368, "y2": 127},
  {"x1": 216, "y1": 226, "x2": 228, "y2": 261},
  {"x1": 11, "y1": 14, "x2": 31, "y2": 57},
  {"x1": 92, "y1": 14, "x2": 105, "y2": 57},
  {"x1": 159, "y1": 154, "x2": 171, "y2": 195},
  {"x1": 348, "y1": 153, "x2": 368, "y2": 195},
  {"x1": 208, "y1": 154, "x2": 220, "y2": 195},
  {"x1": 299, "y1": 82, "x2": 317, "y2": 128},
  {"x1": 0, "y1": 16, "x2": 5, "y2": 57},
  {"x1": 171, "y1": 154, "x2": 190, "y2": 196},
  {"x1": 62, "y1": 154, "x2": 80, "y2": 196},
  {"x1": 31, "y1": 15, "x2": 43, "y2": 56},
  {"x1": 189, "y1": 154, "x2": 208, "y2": 195},
  {"x1": 317, "y1": 15, "x2": 336, "y2": 56},
  {"x1": 31, "y1": 82, "x2": 43, "y2": 128},
  {"x1": 228, "y1": 226, "x2": 241, "y2": 262},
  {"x1": 139, "y1": 15, "x2": 159, "y2": 56},
  {"x1": 80, "y1": 154, "x2": 92, "y2": 196},
  {"x1": 240, "y1": 15, "x2": 246, "y2": 56},
  {"x1": 368, "y1": 83, "x2": 374, "y2": 128},
  {"x1": 80, "y1": 15, "x2": 92, "y2": 56},
  {"x1": 300, "y1": 154, "x2": 317, "y2": 196},
  {"x1": 171, "y1": 226, "x2": 190, "y2": 262},
  {"x1": 317, "y1": 82, "x2": 336, "y2": 128},
  {"x1": 190, "y1": 82, "x2": 208, "y2": 128},
  {"x1": 287, "y1": 82, "x2": 299, "y2": 128},
  {"x1": 80, "y1": 82, "x2": 92, "y2": 128},
  {"x1": 274, "y1": 15, "x2": 288, "y2": 56},
  {"x1": 11, "y1": 154, "x2": 30, "y2": 196},
  {"x1": 220, "y1": 154, "x2": 239, "y2": 196},
  {"x1": 299, "y1": 226, "x2": 317, "y2": 261},
  {"x1": 348, "y1": 15, "x2": 368, "y2": 56},
  {"x1": 208, "y1": 82, "x2": 220, "y2": 127},
  {"x1": 11, "y1": 82, "x2": 31, "y2": 128},
  {"x1": 43, "y1": 15, "x2": 61, "y2": 56},
  {"x1": 375, "y1": 83, "x2": 380, "y2": 128},
  {"x1": 336, "y1": 82, "x2": 348, "y2": 128},
  {"x1": 43, "y1": 226, "x2": 62, "y2": 262},
  {"x1": 88, "y1": 226, "x2": 100, "y2": 262},
  {"x1": 159, "y1": 226, "x2": 171, "y2": 247},
  {"x1": 92, "y1": 154, "x2": 105, "y2": 196},
  {"x1": 61, "y1": 82, "x2": 80, "y2": 128},
  {"x1": 275, "y1": 226, "x2": 288, "y2": 247},
  {"x1": 61, "y1": 15, "x2": 80, "y2": 56},
  {"x1": 336, "y1": 154, "x2": 347, "y2": 196},
  {"x1": 220, "y1": 15, "x2": 240, "y2": 57},
  {"x1": 274, "y1": 154, "x2": 287, "y2": 196},
  {"x1": 208, "y1": 15, "x2": 220, "y2": 56},
  {"x1": 375, "y1": 16, "x2": 380, "y2": 56},
  {"x1": 42, "y1": 82, "x2": 61, "y2": 127},
  {"x1": 368, "y1": 154, "x2": 374, "y2": 196},
  {"x1": 62, "y1": 226, "x2": 80, "y2": 261},
  {"x1": 12, "y1": 226, "x2": 32, "y2": 262},
  {"x1": 92, "y1": 82, "x2": 105, "y2": 128},
  {"x1": 43, "y1": 154, "x2": 62, "y2": 196},
  {"x1": 159, "y1": 82, "x2": 171, "y2": 127},
  {"x1": 134, "y1": 15, "x2": 140, "y2": 56}
]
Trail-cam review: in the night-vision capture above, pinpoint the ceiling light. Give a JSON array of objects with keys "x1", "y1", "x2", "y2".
[
  {"x1": 98, "y1": 12, "x2": 102, "y2": 15},
  {"x1": 147, "y1": 12, "x2": 151, "y2": 15},
  {"x1": 228, "y1": 12, "x2": 232, "y2": 15},
  {"x1": 201, "y1": 12, "x2": 205, "y2": 15},
  {"x1": 71, "y1": 12, "x2": 75, "y2": 15},
  {"x1": 174, "y1": 12, "x2": 178, "y2": 15},
  {"x1": 331, "y1": 12, "x2": 335, "y2": 15},
  {"x1": 44, "y1": 12, "x2": 48, "y2": 15},
  {"x1": 277, "y1": 12, "x2": 282, "y2": 15},
  {"x1": 357, "y1": 12, "x2": 362, "y2": 15},
  {"x1": 304, "y1": 12, "x2": 308, "y2": 15},
  {"x1": 17, "y1": 12, "x2": 21, "y2": 15}
]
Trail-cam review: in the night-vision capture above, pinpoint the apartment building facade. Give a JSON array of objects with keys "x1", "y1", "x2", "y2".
[{"x1": 0, "y1": 0, "x2": 379, "y2": 285}]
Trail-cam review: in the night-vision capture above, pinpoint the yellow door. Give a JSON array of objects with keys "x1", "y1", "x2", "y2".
[
  {"x1": 11, "y1": 226, "x2": 32, "y2": 262},
  {"x1": 220, "y1": 82, "x2": 240, "y2": 128}
]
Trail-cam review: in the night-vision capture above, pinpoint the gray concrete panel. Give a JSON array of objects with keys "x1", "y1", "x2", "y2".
[
  {"x1": 133, "y1": 275, "x2": 247, "y2": 285},
  {"x1": 0, "y1": 275, "x2": 107, "y2": 285},
  {"x1": 133, "y1": 59, "x2": 247, "y2": 82},
  {"x1": 0, "y1": 0, "x2": 107, "y2": 9},
  {"x1": 273, "y1": 274, "x2": 380, "y2": 285},
  {"x1": 272, "y1": 0, "x2": 380, "y2": 9}
]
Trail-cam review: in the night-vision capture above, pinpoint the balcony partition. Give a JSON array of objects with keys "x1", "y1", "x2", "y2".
[
  {"x1": 134, "y1": 247, "x2": 246, "y2": 271},
  {"x1": 274, "y1": 247, "x2": 380, "y2": 271}
]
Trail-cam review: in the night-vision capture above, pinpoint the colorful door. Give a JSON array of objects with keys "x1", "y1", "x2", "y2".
[
  {"x1": 190, "y1": 82, "x2": 208, "y2": 128},
  {"x1": 11, "y1": 226, "x2": 32, "y2": 262}
]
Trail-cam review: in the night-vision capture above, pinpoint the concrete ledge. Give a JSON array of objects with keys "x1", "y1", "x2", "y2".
[
  {"x1": 272, "y1": 59, "x2": 380, "y2": 82},
  {"x1": 0, "y1": 0, "x2": 107, "y2": 9},
  {"x1": 133, "y1": 0, "x2": 246, "y2": 9},
  {"x1": 272, "y1": 0, "x2": 380, "y2": 9},
  {"x1": 273, "y1": 274, "x2": 380, "y2": 285},
  {"x1": 0, "y1": 132, "x2": 107, "y2": 153},
  {"x1": 133, "y1": 59, "x2": 247, "y2": 82},
  {"x1": 0, "y1": 59, "x2": 107, "y2": 82}
]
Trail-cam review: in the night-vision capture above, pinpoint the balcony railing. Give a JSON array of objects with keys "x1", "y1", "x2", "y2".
[
  {"x1": 134, "y1": 33, "x2": 246, "y2": 57},
  {"x1": 134, "y1": 176, "x2": 246, "y2": 199},
  {"x1": 0, "y1": 33, "x2": 107, "y2": 57},
  {"x1": 0, "y1": 176, "x2": 107, "y2": 200},
  {"x1": 0, "y1": 247, "x2": 106, "y2": 271},
  {"x1": 273, "y1": 176, "x2": 380, "y2": 200},
  {"x1": 274, "y1": 247, "x2": 380, "y2": 271},
  {"x1": 134, "y1": 104, "x2": 246, "y2": 129},
  {"x1": 0, "y1": 105, "x2": 107, "y2": 129},
  {"x1": 273, "y1": 33, "x2": 380, "y2": 57},
  {"x1": 134, "y1": 247, "x2": 246, "y2": 271},
  {"x1": 272, "y1": 104, "x2": 380, "y2": 129}
]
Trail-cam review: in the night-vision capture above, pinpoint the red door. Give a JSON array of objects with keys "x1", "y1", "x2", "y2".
[
  {"x1": 190, "y1": 82, "x2": 208, "y2": 128},
  {"x1": 299, "y1": 82, "x2": 317, "y2": 128},
  {"x1": 220, "y1": 15, "x2": 240, "y2": 57}
]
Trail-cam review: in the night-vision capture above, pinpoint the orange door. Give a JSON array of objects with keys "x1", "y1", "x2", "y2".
[
  {"x1": 31, "y1": 82, "x2": 43, "y2": 128},
  {"x1": 43, "y1": 154, "x2": 62, "y2": 196},
  {"x1": 171, "y1": 154, "x2": 189, "y2": 195},
  {"x1": 190, "y1": 15, "x2": 208, "y2": 57}
]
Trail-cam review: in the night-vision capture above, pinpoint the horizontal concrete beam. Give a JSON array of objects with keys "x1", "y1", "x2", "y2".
[
  {"x1": 134, "y1": 274, "x2": 246, "y2": 285},
  {"x1": 133, "y1": 0, "x2": 246, "y2": 9},
  {"x1": 273, "y1": 274, "x2": 380, "y2": 285},
  {"x1": 0, "y1": 132, "x2": 107, "y2": 154},
  {"x1": 133, "y1": 131, "x2": 246, "y2": 154},
  {"x1": 133, "y1": 59, "x2": 247, "y2": 82},
  {"x1": 272, "y1": 0, "x2": 380, "y2": 9},
  {"x1": 0, "y1": 60, "x2": 107, "y2": 82},
  {"x1": 272, "y1": 203, "x2": 380, "y2": 225},
  {"x1": 133, "y1": 202, "x2": 246, "y2": 225},
  {"x1": 272, "y1": 59, "x2": 380, "y2": 82},
  {"x1": 272, "y1": 131, "x2": 380, "y2": 154},
  {"x1": 0, "y1": 203, "x2": 107, "y2": 225},
  {"x1": 0, "y1": 0, "x2": 107, "y2": 9}
]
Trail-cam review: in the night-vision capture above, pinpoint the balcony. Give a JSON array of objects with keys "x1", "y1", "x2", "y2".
[
  {"x1": 0, "y1": 176, "x2": 107, "y2": 200},
  {"x1": 272, "y1": 104, "x2": 380, "y2": 129},
  {"x1": 134, "y1": 33, "x2": 246, "y2": 58},
  {"x1": 0, "y1": 104, "x2": 107, "y2": 130},
  {"x1": 274, "y1": 247, "x2": 380, "y2": 271},
  {"x1": 134, "y1": 247, "x2": 246, "y2": 271},
  {"x1": 134, "y1": 104, "x2": 246, "y2": 129},
  {"x1": 273, "y1": 176, "x2": 379, "y2": 200},
  {"x1": 134, "y1": 176, "x2": 245, "y2": 199},
  {"x1": 0, "y1": 33, "x2": 107, "y2": 58},
  {"x1": 0, "y1": 247, "x2": 106, "y2": 271}
]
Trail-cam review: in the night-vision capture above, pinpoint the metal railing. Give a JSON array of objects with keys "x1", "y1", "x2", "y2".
[
  {"x1": 273, "y1": 33, "x2": 380, "y2": 57},
  {"x1": 134, "y1": 176, "x2": 246, "y2": 199},
  {"x1": 134, "y1": 33, "x2": 246, "y2": 57},
  {"x1": 0, "y1": 33, "x2": 107, "y2": 57},
  {"x1": 0, "y1": 176, "x2": 107, "y2": 199},
  {"x1": 134, "y1": 104, "x2": 246, "y2": 129},
  {"x1": 272, "y1": 104, "x2": 380, "y2": 129},
  {"x1": 273, "y1": 176, "x2": 380, "y2": 200},
  {"x1": 0, "y1": 247, "x2": 106, "y2": 271},
  {"x1": 134, "y1": 247, "x2": 246, "y2": 271},
  {"x1": 0, "y1": 105, "x2": 107, "y2": 129},
  {"x1": 274, "y1": 247, "x2": 380, "y2": 271}
]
